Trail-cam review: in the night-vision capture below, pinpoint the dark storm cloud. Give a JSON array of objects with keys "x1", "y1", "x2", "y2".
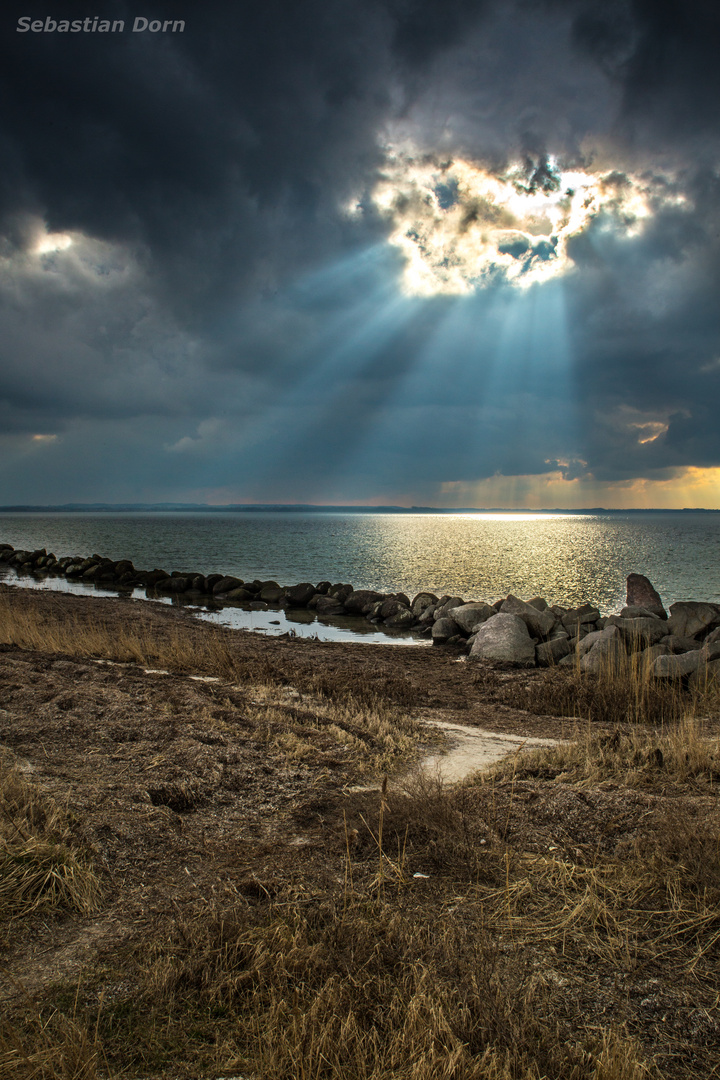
[{"x1": 1, "y1": 0, "x2": 719, "y2": 503}]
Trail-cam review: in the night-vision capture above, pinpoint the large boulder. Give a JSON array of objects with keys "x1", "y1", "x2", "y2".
[
  {"x1": 626, "y1": 574, "x2": 667, "y2": 619},
  {"x1": 536, "y1": 636, "x2": 572, "y2": 666},
  {"x1": 223, "y1": 587, "x2": 255, "y2": 602},
  {"x1": 562, "y1": 604, "x2": 601, "y2": 633},
  {"x1": 385, "y1": 607, "x2": 416, "y2": 629},
  {"x1": 579, "y1": 625, "x2": 626, "y2": 672},
  {"x1": 285, "y1": 583, "x2": 316, "y2": 607},
  {"x1": 328, "y1": 583, "x2": 354, "y2": 602},
  {"x1": 660, "y1": 634, "x2": 702, "y2": 654},
  {"x1": 451, "y1": 602, "x2": 497, "y2": 635},
  {"x1": 343, "y1": 589, "x2": 385, "y2": 614},
  {"x1": 605, "y1": 615, "x2": 668, "y2": 649},
  {"x1": 411, "y1": 592, "x2": 438, "y2": 617},
  {"x1": 500, "y1": 595, "x2": 555, "y2": 639},
  {"x1": 666, "y1": 602, "x2": 720, "y2": 640},
  {"x1": 213, "y1": 576, "x2": 244, "y2": 595},
  {"x1": 689, "y1": 658, "x2": 720, "y2": 692},
  {"x1": 314, "y1": 595, "x2": 346, "y2": 617},
  {"x1": 434, "y1": 596, "x2": 465, "y2": 620},
  {"x1": 653, "y1": 651, "x2": 703, "y2": 679},
  {"x1": 619, "y1": 605, "x2": 660, "y2": 620},
  {"x1": 432, "y1": 617, "x2": 459, "y2": 643},
  {"x1": 469, "y1": 613, "x2": 536, "y2": 667},
  {"x1": 576, "y1": 629, "x2": 605, "y2": 657},
  {"x1": 700, "y1": 639, "x2": 720, "y2": 663}
]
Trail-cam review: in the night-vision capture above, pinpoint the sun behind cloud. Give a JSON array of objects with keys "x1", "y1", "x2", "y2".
[{"x1": 372, "y1": 144, "x2": 689, "y2": 294}]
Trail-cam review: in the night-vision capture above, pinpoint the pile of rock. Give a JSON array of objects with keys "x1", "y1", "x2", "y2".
[{"x1": 1, "y1": 545, "x2": 719, "y2": 683}]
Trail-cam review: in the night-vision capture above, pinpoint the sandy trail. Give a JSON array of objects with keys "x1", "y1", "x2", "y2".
[{"x1": 420, "y1": 718, "x2": 559, "y2": 781}]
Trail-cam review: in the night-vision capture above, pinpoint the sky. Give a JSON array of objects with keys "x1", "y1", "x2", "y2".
[{"x1": 1, "y1": 0, "x2": 720, "y2": 509}]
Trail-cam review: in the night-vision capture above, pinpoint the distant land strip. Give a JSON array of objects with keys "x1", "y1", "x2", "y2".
[{"x1": 0, "y1": 504, "x2": 718, "y2": 514}]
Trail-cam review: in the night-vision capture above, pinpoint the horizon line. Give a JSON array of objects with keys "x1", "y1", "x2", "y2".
[{"x1": 1, "y1": 503, "x2": 719, "y2": 513}]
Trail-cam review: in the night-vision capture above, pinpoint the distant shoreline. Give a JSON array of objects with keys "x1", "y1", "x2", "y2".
[{"x1": 1, "y1": 504, "x2": 719, "y2": 514}]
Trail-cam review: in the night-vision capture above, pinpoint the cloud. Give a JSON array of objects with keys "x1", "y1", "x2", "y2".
[{"x1": 0, "y1": 0, "x2": 719, "y2": 505}]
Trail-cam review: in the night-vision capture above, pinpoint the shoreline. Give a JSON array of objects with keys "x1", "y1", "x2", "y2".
[{"x1": 2, "y1": 544, "x2": 720, "y2": 681}]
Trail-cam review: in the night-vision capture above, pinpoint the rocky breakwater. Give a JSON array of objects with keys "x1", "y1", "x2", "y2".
[
  {"x1": 2, "y1": 545, "x2": 719, "y2": 682},
  {"x1": 0, "y1": 544, "x2": 425, "y2": 635},
  {"x1": 462, "y1": 573, "x2": 720, "y2": 690}
]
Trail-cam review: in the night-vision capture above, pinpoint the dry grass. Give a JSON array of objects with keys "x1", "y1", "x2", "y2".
[
  {"x1": 477, "y1": 648, "x2": 720, "y2": 727},
  {"x1": 0, "y1": 591, "x2": 419, "y2": 709},
  {"x1": 498, "y1": 715, "x2": 720, "y2": 788},
  {"x1": 0, "y1": 591, "x2": 244, "y2": 680},
  {"x1": 0, "y1": 754, "x2": 102, "y2": 932},
  {"x1": 3, "y1": 591, "x2": 720, "y2": 1078},
  {"x1": 249, "y1": 686, "x2": 426, "y2": 775},
  {"x1": 108, "y1": 889, "x2": 656, "y2": 1080},
  {"x1": 0, "y1": 1011, "x2": 106, "y2": 1080}
]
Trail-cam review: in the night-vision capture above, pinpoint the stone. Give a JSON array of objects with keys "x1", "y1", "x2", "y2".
[
  {"x1": 432, "y1": 617, "x2": 459, "y2": 643},
  {"x1": 576, "y1": 629, "x2": 605, "y2": 657},
  {"x1": 156, "y1": 576, "x2": 190, "y2": 594},
  {"x1": 223, "y1": 587, "x2": 255, "y2": 602},
  {"x1": 450, "y1": 602, "x2": 497, "y2": 635},
  {"x1": 315, "y1": 581, "x2": 331, "y2": 594},
  {"x1": 706, "y1": 627, "x2": 720, "y2": 646},
  {"x1": 700, "y1": 640, "x2": 720, "y2": 663},
  {"x1": 637, "y1": 643, "x2": 672, "y2": 666},
  {"x1": 689, "y1": 658, "x2": 720, "y2": 692},
  {"x1": 535, "y1": 636, "x2": 572, "y2": 666},
  {"x1": 652, "y1": 651, "x2": 703, "y2": 678},
  {"x1": 562, "y1": 604, "x2": 601, "y2": 631},
  {"x1": 626, "y1": 574, "x2": 667, "y2": 619},
  {"x1": 328, "y1": 583, "x2": 353, "y2": 602},
  {"x1": 660, "y1": 634, "x2": 703, "y2": 654},
  {"x1": 469, "y1": 613, "x2": 536, "y2": 666},
  {"x1": 385, "y1": 608, "x2": 416, "y2": 628},
  {"x1": 259, "y1": 585, "x2": 285, "y2": 603},
  {"x1": 343, "y1": 589, "x2": 386, "y2": 614},
  {"x1": 666, "y1": 602, "x2": 720, "y2": 640},
  {"x1": 314, "y1": 595, "x2": 346, "y2": 616},
  {"x1": 378, "y1": 598, "x2": 408, "y2": 620},
  {"x1": 527, "y1": 597, "x2": 549, "y2": 611},
  {"x1": 579, "y1": 625, "x2": 626, "y2": 672},
  {"x1": 411, "y1": 592, "x2": 438, "y2": 617},
  {"x1": 249, "y1": 600, "x2": 268, "y2": 610},
  {"x1": 212, "y1": 576, "x2": 244, "y2": 595},
  {"x1": 500, "y1": 595, "x2": 555, "y2": 639},
  {"x1": 418, "y1": 605, "x2": 438, "y2": 624},
  {"x1": 434, "y1": 596, "x2": 465, "y2": 620},
  {"x1": 619, "y1": 605, "x2": 661, "y2": 620},
  {"x1": 605, "y1": 616, "x2": 668, "y2": 649},
  {"x1": 285, "y1": 583, "x2": 316, "y2": 607}
]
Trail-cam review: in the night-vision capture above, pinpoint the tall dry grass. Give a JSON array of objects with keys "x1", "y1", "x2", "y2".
[
  {"x1": 117, "y1": 889, "x2": 656, "y2": 1080},
  {"x1": 481, "y1": 647, "x2": 720, "y2": 727},
  {"x1": 0, "y1": 754, "x2": 102, "y2": 931}
]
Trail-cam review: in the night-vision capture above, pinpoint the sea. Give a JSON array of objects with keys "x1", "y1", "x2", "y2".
[{"x1": 1, "y1": 510, "x2": 719, "y2": 644}]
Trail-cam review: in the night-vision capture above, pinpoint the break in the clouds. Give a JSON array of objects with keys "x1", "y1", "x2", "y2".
[
  {"x1": 1, "y1": 0, "x2": 720, "y2": 507},
  {"x1": 371, "y1": 147, "x2": 690, "y2": 292}
]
